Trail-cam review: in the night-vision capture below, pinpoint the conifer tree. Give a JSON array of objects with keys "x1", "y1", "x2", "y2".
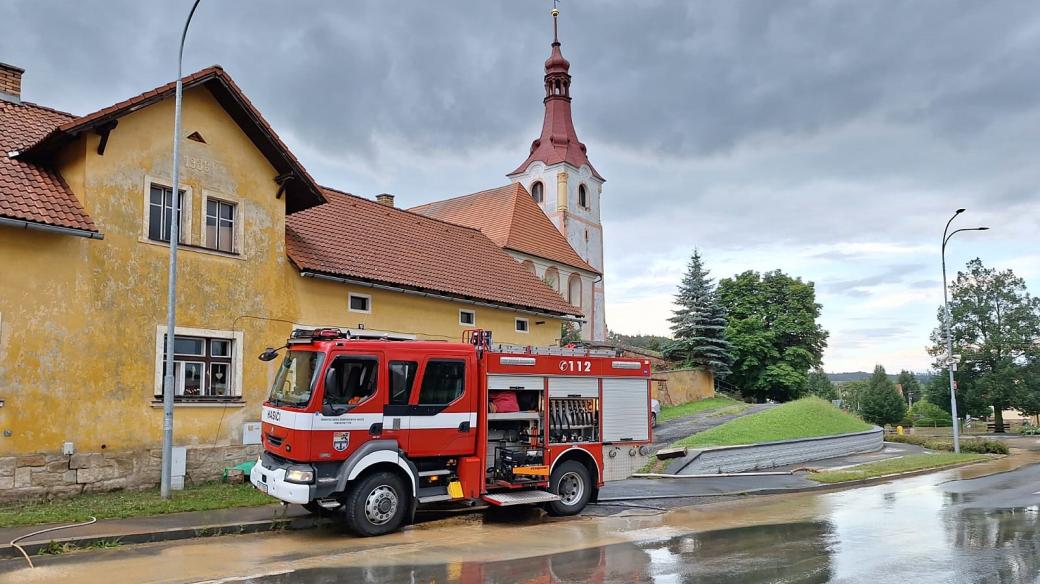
[
  {"x1": 859, "y1": 365, "x2": 906, "y2": 426},
  {"x1": 663, "y1": 250, "x2": 734, "y2": 377}
]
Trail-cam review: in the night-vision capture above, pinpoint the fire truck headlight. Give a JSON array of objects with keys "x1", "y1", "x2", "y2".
[{"x1": 285, "y1": 468, "x2": 315, "y2": 484}]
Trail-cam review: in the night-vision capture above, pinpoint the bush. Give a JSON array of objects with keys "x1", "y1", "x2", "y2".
[
  {"x1": 907, "y1": 400, "x2": 952, "y2": 427},
  {"x1": 1018, "y1": 425, "x2": 1040, "y2": 436},
  {"x1": 886, "y1": 434, "x2": 1009, "y2": 455}
]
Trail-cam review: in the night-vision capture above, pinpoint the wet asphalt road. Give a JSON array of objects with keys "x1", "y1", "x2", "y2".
[{"x1": 8, "y1": 450, "x2": 1040, "y2": 584}]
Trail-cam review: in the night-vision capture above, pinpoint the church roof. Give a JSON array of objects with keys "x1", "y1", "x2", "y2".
[
  {"x1": 409, "y1": 183, "x2": 599, "y2": 275},
  {"x1": 509, "y1": 12, "x2": 603, "y2": 181}
]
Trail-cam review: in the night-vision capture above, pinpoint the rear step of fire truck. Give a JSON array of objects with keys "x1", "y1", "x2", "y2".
[{"x1": 482, "y1": 490, "x2": 561, "y2": 506}]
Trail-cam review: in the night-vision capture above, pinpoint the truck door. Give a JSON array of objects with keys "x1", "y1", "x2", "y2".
[
  {"x1": 381, "y1": 359, "x2": 417, "y2": 450},
  {"x1": 310, "y1": 351, "x2": 384, "y2": 462},
  {"x1": 404, "y1": 354, "x2": 478, "y2": 458}
]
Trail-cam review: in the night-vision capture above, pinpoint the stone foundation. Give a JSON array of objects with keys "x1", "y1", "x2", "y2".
[{"x1": 0, "y1": 444, "x2": 261, "y2": 501}]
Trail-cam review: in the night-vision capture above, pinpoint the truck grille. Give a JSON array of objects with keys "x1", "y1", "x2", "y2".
[{"x1": 265, "y1": 433, "x2": 284, "y2": 447}]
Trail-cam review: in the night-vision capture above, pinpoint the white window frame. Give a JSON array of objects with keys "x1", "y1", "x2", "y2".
[
  {"x1": 515, "y1": 317, "x2": 530, "y2": 333},
  {"x1": 153, "y1": 325, "x2": 244, "y2": 400},
  {"x1": 200, "y1": 190, "x2": 243, "y2": 255},
  {"x1": 142, "y1": 175, "x2": 193, "y2": 247},
  {"x1": 348, "y1": 292, "x2": 372, "y2": 314},
  {"x1": 459, "y1": 309, "x2": 476, "y2": 326}
]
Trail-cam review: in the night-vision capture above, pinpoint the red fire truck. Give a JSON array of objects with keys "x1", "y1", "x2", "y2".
[{"x1": 250, "y1": 328, "x2": 652, "y2": 536}]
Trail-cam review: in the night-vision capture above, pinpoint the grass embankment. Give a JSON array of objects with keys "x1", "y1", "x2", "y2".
[
  {"x1": 808, "y1": 453, "x2": 989, "y2": 484},
  {"x1": 658, "y1": 396, "x2": 744, "y2": 423},
  {"x1": 0, "y1": 482, "x2": 271, "y2": 528},
  {"x1": 676, "y1": 397, "x2": 873, "y2": 448}
]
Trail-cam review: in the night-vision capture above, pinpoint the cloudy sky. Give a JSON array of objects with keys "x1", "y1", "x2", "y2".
[{"x1": 3, "y1": 1, "x2": 1037, "y2": 372}]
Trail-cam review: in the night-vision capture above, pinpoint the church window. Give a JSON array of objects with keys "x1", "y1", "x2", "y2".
[
  {"x1": 578, "y1": 184, "x2": 587, "y2": 208},
  {"x1": 531, "y1": 181, "x2": 544, "y2": 203}
]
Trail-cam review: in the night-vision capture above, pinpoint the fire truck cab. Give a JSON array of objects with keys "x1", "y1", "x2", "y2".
[{"x1": 250, "y1": 328, "x2": 652, "y2": 536}]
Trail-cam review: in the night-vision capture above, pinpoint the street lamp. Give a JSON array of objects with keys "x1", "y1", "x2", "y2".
[
  {"x1": 941, "y1": 209, "x2": 989, "y2": 453},
  {"x1": 162, "y1": 0, "x2": 203, "y2": 500}
]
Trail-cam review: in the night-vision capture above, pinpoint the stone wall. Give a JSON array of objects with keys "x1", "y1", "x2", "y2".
[
  {"x1": 652, "y1": 368, "x2": 715, "y2": 405},
  {"x1": 0, "y1": 444, "x2": 261, "y2": 501}
]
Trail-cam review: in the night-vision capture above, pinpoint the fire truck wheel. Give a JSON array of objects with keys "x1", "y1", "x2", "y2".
[
  {"x1": 342, "y1": 471, "x2": 410, "y2": 536},
  {"x1": 546, "y1": 460, "x2": 592, "y2": 516}
]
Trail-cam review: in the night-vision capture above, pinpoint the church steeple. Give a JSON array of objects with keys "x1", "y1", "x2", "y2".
[{"x1": 509, "y1": 6, "x2": 602, "y2": 181}]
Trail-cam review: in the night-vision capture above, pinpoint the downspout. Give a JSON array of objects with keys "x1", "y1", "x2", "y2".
[{"x1": 0, "y1": 217, "x2": 104, "y2": 239}]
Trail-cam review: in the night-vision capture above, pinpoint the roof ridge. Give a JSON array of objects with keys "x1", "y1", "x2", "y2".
[
  {"x1": 17, "y1": 101, "x2": 77, "y2": 119},
  {"x1": 409, "y1": 184, "x2": 515, "y2": 211},
  {"x1": 318, "y1": 186, "x2": 488, "y2": 236}
]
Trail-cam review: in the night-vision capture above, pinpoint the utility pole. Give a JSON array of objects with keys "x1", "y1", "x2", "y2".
[{"x1": 162, "y1": 0, "x2": 203, "y2": 500}]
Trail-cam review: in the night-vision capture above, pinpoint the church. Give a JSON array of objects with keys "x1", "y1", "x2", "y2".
[{"x1": 411, "y1": 8, "x2": 608, "y2": 342}]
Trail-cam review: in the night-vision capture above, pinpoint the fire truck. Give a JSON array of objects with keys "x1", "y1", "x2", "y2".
[{"x1": 250, "y1": 328, "x2": 652, "y2": 536}]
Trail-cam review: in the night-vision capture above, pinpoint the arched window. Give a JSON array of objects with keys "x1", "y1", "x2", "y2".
[
  {"x1": 567, "y1": 274, "x2": 582, "y2": 309},
  {"x1": 521, "y1": 259, "x2": 536, "y2": 275},
  {"x1": 578, "y1": 184, "x2": 587, "y2": 208},
  {"x1": 530, "y1": 181, "x2": 544, "y2": 203},
  {"x1": 544, "y1": 267, "x2": 560, "y2": 292}
]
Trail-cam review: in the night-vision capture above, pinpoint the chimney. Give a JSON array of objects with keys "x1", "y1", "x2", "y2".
[
  {"x1": 0, "y1": 62, "x2": 24, "y2": 104},
  {"x1": 376, "y1": 193, "x2": 395, "y2": 207}
]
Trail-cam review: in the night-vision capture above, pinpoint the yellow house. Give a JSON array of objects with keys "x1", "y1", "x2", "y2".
[{"x1": 0, "y1": 64, "x2": 579, "y2": 498}]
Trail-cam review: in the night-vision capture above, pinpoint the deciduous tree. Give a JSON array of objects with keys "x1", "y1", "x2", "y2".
[
  {"x1": 806, "y1": 369, "x2": 838, "y2": 401},
  {"x1": 929, "y1": 259, "x2": 1040, "y2": 431},
  {"x1": 717, "y1": 269, "x2": 828, "y2": 402},
  {"x1": 896, "y1": 370, "x2": 922, "y2": 405}
]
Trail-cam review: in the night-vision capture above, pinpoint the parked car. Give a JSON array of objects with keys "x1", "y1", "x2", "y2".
[{"x1": 651, "y1": 399, "x2": 661, "y2": 427}]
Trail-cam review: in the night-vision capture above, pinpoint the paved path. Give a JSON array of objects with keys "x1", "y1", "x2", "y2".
[{"x1": 653, "y1": 403, "x2": 775, "y2": 447}]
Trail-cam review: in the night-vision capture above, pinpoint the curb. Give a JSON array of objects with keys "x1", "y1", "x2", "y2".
[{"x1": 0, "y1": 513, "x2": 322, "y2": 563}]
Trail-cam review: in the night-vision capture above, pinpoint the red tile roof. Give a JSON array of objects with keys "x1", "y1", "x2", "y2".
[
  {"x1": 286, "y1": 188, "x2": 583, "y2": 317},
  {"x1": 0, "y1": 100, "x2": 98, "y2": 233},
  {"x1": 410, "y1": 183, "x2": 598, "y2": 274}
]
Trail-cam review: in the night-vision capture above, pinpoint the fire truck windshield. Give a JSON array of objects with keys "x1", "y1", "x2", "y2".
[{"x1": 268, "y1": 350, "x2": 325, "y2": 407}]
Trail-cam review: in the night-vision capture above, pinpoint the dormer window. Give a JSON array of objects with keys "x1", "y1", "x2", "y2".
[
  {"x1": 578, "y1": 184, "x2": 587, "y2": 209},
  {"x1": 531, "y1": 181, "x2": 544, "y2": 203}
]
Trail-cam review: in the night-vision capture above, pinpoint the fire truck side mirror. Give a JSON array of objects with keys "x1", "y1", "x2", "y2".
[{"x1": 258, "y1": 348, "x2": 280, "y2": 362}]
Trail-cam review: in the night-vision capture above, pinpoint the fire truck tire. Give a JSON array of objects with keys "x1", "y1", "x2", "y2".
[
  {"x1": 342, "y1": 471, "x2": 410, "y2": 537},
  {"x1": 545, "y1": 460, "x2": 592, "y2": 516}
]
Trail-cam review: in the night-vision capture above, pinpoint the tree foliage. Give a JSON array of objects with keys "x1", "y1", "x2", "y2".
[
  {"x1": 607, "y1": 331, "x2": 672, "y2": 352},
  {"x1": 662, "y1": 250, "x2": 735, "y2": 377},
  {"x1": 858, "y1": 365, "x2": 907, "y2": 426},
  {"x1": 806, "y1": 369, "x2": 838, "y2": 401},
  {"x1": 907, "y1": 400, "x2": 952, "y2": 427},
  {"x1": 896, "y1": 370, "x2": 922, "y2": 405},
  {"x1": 928, "y1": 258, "x2": 1040, "y2": 429},
  {"x1": 717, "y1": 269, "x2": 828, "y2": 402}
]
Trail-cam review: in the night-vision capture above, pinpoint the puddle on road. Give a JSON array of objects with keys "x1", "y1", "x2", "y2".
[{"x1": 5, "y1": 453, "x2": 1039, "y2": 584}]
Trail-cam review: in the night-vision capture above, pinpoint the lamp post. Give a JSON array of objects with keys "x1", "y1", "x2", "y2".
[
  {"x1": 941, "y1": 209, "x2": 989, "y2": 454},
  {"x1": 161, "y1": 0, "x2": 203, "y2": 500}
]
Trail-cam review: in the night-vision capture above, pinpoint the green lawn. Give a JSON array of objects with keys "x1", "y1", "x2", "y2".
[
  {"x1": 676, "y1": 397, "x2": 873, "y2": 448},
  {"x1": 809, "y1": 453, "x2": 989, "y2": 484},
  {"x1": 658, "y1": 396, "x2": 744, "y2": 423},
  {"x1": 0, "y1": 482, "x2": 273, "y2": 528}
]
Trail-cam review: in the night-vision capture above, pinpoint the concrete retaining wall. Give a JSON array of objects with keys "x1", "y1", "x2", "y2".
[{"x1": 667, "y1": 427, "x2": 884, "y2": 475}]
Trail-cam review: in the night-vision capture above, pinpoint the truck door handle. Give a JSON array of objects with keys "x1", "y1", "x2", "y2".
[
  {"x1": 458, "y1": 421, "x2": 470, "y2": 433},
  {"x1": 369, "y1": 423, "x2": 383, "y2": 436}
]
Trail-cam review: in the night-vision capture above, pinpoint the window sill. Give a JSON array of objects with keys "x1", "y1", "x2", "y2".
[
  {"x1": 139, "y1": 237, "x2": 245, "y2": 260},
  {"x1": 150, "y1": 399, "x2": 246, "y2": 408}
]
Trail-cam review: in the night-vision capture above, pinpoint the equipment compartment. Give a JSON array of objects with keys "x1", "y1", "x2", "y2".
[{"x1": 549, "y1": 397, "x2": 599, "y2": 443}]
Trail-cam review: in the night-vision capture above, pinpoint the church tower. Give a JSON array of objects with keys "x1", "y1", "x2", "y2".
[{"x1": 508, "y1": 7, "x2": 607, "y2": 341}]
